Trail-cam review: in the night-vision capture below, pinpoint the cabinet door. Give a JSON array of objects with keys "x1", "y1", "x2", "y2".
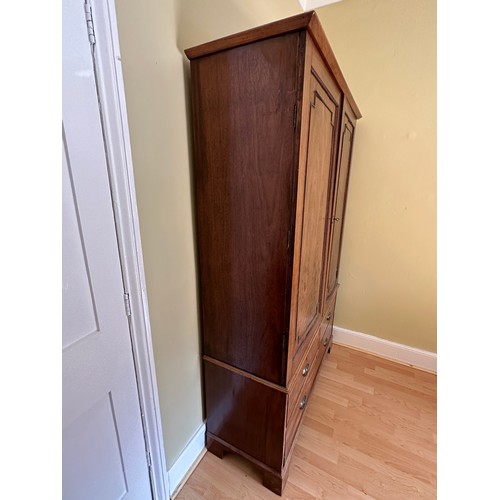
[
  {"x1": 325, "y1": 101, "x2": 356, "y2": 302},
  {"x1": 293, "y1": 73, "x2": 340, "y2": 351}
]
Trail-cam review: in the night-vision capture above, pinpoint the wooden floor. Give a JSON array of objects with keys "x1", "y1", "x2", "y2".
[{"x1": 176, "y1": 345, "x2": 437, "y2": 499}]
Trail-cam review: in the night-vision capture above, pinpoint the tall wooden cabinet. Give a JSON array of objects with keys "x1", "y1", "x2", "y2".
[{"x1": 186, "y1": 11, "x2": 361, "y2": 495}]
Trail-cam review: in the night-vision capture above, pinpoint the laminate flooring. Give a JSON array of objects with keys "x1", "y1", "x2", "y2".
[{"x1": 175, "y1": 344, "x2": 437, "y2": 499}]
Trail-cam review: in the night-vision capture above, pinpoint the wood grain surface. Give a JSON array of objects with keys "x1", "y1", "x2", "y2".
[
  {"x1": 203, "y1": 360, "x2": 287, "y2": 472},
  {"x1": 185, "y1": 11, "x2": 361, "y2": 119},
  {"x1": 325, "y1": 100, "x2": 356, "y2": 303},
  {"x1": 191, "y1": 32, "x2": 303, "y2": 385}
]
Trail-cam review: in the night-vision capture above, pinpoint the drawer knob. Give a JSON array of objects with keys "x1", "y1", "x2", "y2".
[
  {"x1": 299, "y1": 395, "x2": 308, "y2": 410},
  {"x1": 326, "y1": 314, "x2": 332, "y2": 321},
  {"x1": 323, "y1": 335, "x2": 330, "y2": 347},
  {"x1": 302, "y1": 363, "x2": 310, "y2": 376}
]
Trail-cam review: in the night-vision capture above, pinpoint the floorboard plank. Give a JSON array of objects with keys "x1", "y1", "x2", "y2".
[{"x1": 175, "y1": 345, "x2": 436, "y2": 499}]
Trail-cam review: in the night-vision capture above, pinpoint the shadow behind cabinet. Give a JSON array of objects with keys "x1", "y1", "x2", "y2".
[{"x1": 185, "y1": 11, "x2": 361, "y2": 495}]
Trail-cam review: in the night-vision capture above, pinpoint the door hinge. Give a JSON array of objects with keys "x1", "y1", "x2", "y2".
[
  {"x1": 146, "y1": 450, "x2": 152, "y2": 468},
  {"x1": 282, "y1": 333, "x2": 287, "y2": 352},
  {"x1": 293, "y1": 103, "x2": 298, "y2": 130},
  {"x1": 123, "y1": 293, "x2": 131, "y2": 317},
  {"x1": 287, "y1": 229, "x2": 291, "y2": 250},
  {"x1": 84, "y1": 1, "x2": 96, "y2": 45}
]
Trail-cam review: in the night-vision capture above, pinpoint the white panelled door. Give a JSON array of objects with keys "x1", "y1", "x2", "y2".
[{"x1": 62, "y1": 1, "x2": 152, "y2": 498}]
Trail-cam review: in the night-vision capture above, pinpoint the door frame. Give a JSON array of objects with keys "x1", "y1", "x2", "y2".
[{"x1": 87, "y1": 0, "x2": 169, "y2": 498}]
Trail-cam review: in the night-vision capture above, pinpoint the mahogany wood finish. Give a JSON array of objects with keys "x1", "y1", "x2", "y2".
[
  {"x1": 184, "y1": 12, "x2": 362, "y2": 120},
  {"x1": 186, "y1": 11, "x2": 360, "y2": 495},
  {"x1": 190, "y1": 31, "x2": 303, "y2": 385},
  {"x1": 203, "y1": 360, "x2": 287, "y2": 472}
]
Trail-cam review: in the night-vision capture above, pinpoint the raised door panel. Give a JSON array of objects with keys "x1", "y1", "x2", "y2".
[
  {"x1": 326, "y1": 102, "x2": 356, "y2": 300},
  {"x1": 293, "y1": 74, "x2": 339, "y2": 355},
  {"x1": 191, "y1": 33, "x2": 304, "y2": 385}
]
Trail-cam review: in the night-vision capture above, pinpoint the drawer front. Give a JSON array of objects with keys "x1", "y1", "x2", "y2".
[
  {"x1": 284, "y1": 338, "x2": 323, "y2": 459},
  {"x1": 318, "y1": 313, "x2": 333, "y2": 353},
  {"x1": 287, "y1": 330, "x2": 319, "y2": 425},
  {"x1": 318, "y1": 298, "x2": 336, "y2": 354},
  {"x1": 289, "y1": 325, "x2": 314, "y2": 382},
  {"x1": 284, "y1": 280, "x2": 338, "y2": 463}
]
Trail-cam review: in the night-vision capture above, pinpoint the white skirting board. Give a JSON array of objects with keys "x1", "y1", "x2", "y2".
[
  {"x1": 168, "y1": 423, "x2": 206, "y2": 497},
  {"x1": 332, "y1": 326, "x2": 437, "y2": 373}
]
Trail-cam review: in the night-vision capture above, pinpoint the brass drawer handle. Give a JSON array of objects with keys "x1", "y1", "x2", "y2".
[
  {"x1": 302, "y1": 363, "x2": 310, "y2": 376},
  {"x1": 326, "y1": 314, "x2": 332, "y2": 321},
  {"x1": 333, "y1": 217, "x2": 340, "y2": 221},
  {"x1": 299, "y1": 395, "x2": 308, "y2": 410},
  {"x1": 323, "y1": 335, "x2": 330, "y2": 347}
]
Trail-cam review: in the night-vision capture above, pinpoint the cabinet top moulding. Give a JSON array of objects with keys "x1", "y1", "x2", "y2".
[{"x1": 184, "y1": 11, "x2": 362, "y2": 120}]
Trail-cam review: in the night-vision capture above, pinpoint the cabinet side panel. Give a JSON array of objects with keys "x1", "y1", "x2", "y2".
[
  {"x1": 191, "y1": 33, "x2": 302, "y2": 384},
  {"x1": 204, "y1": 360, "x2": 286, "y2": 471}
]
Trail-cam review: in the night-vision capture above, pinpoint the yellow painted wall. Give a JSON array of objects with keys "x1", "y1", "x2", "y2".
[
  {"x1": 318, "y1": 0, "x2": 437, "y2": 352},
  {"x1": 115, "y1": 0, "x2": 435, "y2": 470},
  {"x1": 114, "y1": 0, "x2": 202, "y2": 468},
  {"x1": 115, "y1": 0, "x2": 301, "y2": 469}
]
